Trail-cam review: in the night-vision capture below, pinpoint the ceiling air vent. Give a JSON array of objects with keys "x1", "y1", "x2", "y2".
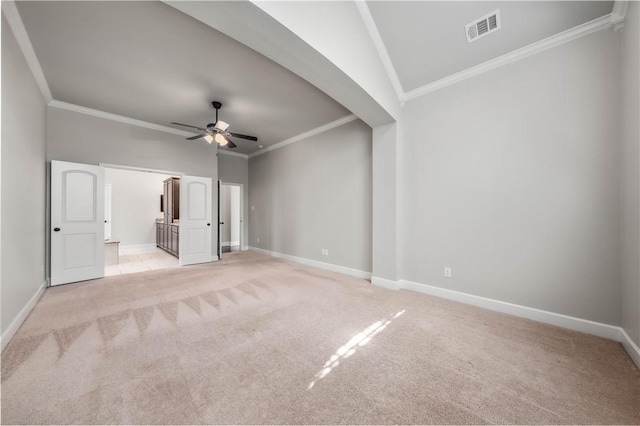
[{"x1": 465, "y1": 9, "x2": 501, "y2": 43}]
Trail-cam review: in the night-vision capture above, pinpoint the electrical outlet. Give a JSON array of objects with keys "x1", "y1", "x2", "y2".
[
  {"x1": 321, "y1": 249, "x2": 329, "y2": 256},
  {"x1": 251, "y1": 206, "x2": 255, "y2": 211},
  {"x1": 444, "y1": 267, "x2": 452, "y2": 278},
  {"x1": 257, "y1": 237, "x2": 260, "y2": 243}
]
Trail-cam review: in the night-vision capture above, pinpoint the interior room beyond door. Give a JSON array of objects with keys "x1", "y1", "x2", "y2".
[{"x1": 220, "y1": 183, "x2": 242, "y2": 254}]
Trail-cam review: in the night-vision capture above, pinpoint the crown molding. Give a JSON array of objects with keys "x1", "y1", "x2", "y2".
[
  {"x1": 248, "y1": 114, "x2": 358, "y2": 159},
  {"x1": 48, "y1": 100, "x2": 355, "y2": 160},
  {"x1": 355, "y1": 1, "x2": 405, "y2": 106},
  {"x1": 611, "y1": 0, "x2": 628, "y2": 31},
  {"x1": 218, "y1": 150, "x2": 248, "y2": 159},
  {"x1": 404, "y1": 13, "x2": 616, "y2": 101},
  {"x1": 2, "y1": 0, "x2": 53, "y2": 103},
  {"x1": 48, "y1": 100, "x2": 194, "y2": 137},
  {"x1": 611, "y1": 0, "x2": 628, "y2": 25}
]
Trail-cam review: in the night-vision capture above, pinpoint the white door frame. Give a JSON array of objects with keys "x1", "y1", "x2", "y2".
[
  {"x1": 104, "y1": 183, "x2": 112, "y2": 241},
  {"x1": 100, "y1": 163, "x2": 184, "y2": 177},
  {"x1": 220, "y1": 181, "x2": 244, "y2": 251},
  {"x1": 99, "y1": 163, "x2": 185, "y2": 264}
]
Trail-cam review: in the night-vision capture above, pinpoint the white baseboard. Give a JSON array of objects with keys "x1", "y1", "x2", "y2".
[
  {"x1": 119, "y1": 243, "x2": 158, "y2": 256},
  {"x1": 371, "y1": 276, "x2": 401, "y2": 290},
  {"x1": 400, "y1": 280, "x2": 621, "y2": 341},
  {"x1": 371, "y1": 277, "x2": 639, "y2": 369},
  {"x1": 222, "y1": 241, "x2": 240, "y2": 246},
  {"x1": 1, "y1": 281, "x2": 46, "y2": 352},
  {"x1": 249, "y1": 246, "x2": 372, "y2": 280},
  {"x1": 119, "y1": 243, "x2": 156, "y2": 250},
  {"x1": 620, "y1": 328, "x2": 640, "y2": 368}
]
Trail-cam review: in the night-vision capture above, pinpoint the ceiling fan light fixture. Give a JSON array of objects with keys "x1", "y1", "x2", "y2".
[
  {"x1": 172, "y1": 101, "x2": 257, "y2": 150},
  {"x1": 215, "y1": 120, "x2": 230, "y2": 131},
  {"x1": 215, "y1": 133, "x2": 228, "y2": 146}
]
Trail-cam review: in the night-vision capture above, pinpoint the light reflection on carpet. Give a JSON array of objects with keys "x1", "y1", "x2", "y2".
[{"x1": 308, "y1": 310, "x2": 406, "y2": 390}]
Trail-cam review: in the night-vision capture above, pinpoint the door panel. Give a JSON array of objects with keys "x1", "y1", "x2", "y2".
[
  {"x1": 180, "y1": 176, "x2": 213, "y2": 265},
  {"x1": 63, "y1": 234, "x2": 96, "y2": 269},
  {"x1": 51, "y1": 161, "x2": 104, "y2": 286}
]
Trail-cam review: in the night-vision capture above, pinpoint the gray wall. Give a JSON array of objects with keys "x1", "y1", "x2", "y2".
[
  {"x1": 249, "y1": 119, "x2": 372, "y2": 272},
  {"x1": 218, "y1": 153, "x2": 249, "y2": 248},
  {"x1": 400, "y1": 29, "x2": 621, "y2": 325},
  {"x1": 104, "y1": 168, "x2": 172, "y2": 246},
  {"x1": 621, "y1": 2, "x2": 640, "y2": 346},
  {"x1": 46, "y1": 107, "x2": 219, "y2": 263},
  {"x1": 1, "y1": 14, "x2": 48, "y2": 337}
]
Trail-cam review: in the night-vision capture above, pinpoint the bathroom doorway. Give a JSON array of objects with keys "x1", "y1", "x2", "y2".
[{"x1": 103, "y1": 167, "x2": 179, "y2": 276}]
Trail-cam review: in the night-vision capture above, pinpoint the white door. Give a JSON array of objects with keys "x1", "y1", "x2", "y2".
[
  {"x1": 51, "y1": 160, "x2": 105, "y2": 286},
  {"x1": 180, "y1": 175, "x2": 213, "y2": 265}
]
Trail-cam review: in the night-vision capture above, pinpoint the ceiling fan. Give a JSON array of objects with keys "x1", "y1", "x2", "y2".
[{"x1": 171, "y1": 101, "x2": 258, "y2": 149}]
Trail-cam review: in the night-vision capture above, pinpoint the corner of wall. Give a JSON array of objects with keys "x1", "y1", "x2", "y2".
[{"x1": 1, "y1": 281, "x2": 46, "y2": 352}]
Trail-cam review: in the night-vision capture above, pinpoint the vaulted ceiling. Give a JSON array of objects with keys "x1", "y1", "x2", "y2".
[
  {"x1": 15, "y1": 1, "x2": 615, "y2": 155},
  {"x1": 368, "y1": 1, "x2": 613, "y2": 93},
  {"x1": 16, "y1": 1, "x2": 351, "y2": 155}
]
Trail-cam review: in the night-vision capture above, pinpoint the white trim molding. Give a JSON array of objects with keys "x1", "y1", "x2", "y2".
[
  {"x1": 48, "y1": 101, "x2": 355, "y2": 160},
  {"x1": 371, "y1": 276, "x2": 401, "y2": 290},
  {"x1": 100, "y1": 162, "x2": 184, "y2": 176},
  {"x1": 611, "y1": 0, "x2": 629, "y2": 27},
  {"x1": 248, "y1": 115, "x2": 358, "y2": 159},
  {"x1": 119, "y1": 243, "x2": 157, "y2": 251},
  {"x1": 404, "y1": 13, "x2": 619, "y2": 101},
  {"x1": 1, "y1": 281, "x2": 46, "y2": 352},
  {"x1": 218, "y1": 150, "x2": 249, "y2": 159},
  {"x1": 372, "y1": 278, "x2": 639, "y2": 369},
  {"x1": 249, "y1": 246, "x2": 372, "y2": 280},
  {"x1": 620, "y1": 328, "x2": 640, "y2": 369},
  {"x1": 2, "y1": 1, "x2": 53, "y2": 103},
  {"x1": 399, "y1": 279, "x2": 621, "y2": 340},
  {"x1": 49, "y1": 101, "x2": 194, "y2": 137},
  {"x1": 355, "y1": 1, "x2": 405, "y2": 105}
]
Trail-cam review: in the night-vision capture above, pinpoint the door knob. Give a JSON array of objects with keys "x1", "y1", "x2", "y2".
[
  {"x1": 220, "y1": 222, "x2": 224, "y2": 225},
  {"x1": 207, "y1": 223, "x2": 211, "y2": 226},
  {"x1": 54, "y1": 227, "x2": 61, "y2": 232}
]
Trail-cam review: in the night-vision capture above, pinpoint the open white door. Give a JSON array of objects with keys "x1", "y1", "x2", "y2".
[
  {"x1": 180, "y1": 175, "x2": 213, "y2": 265},
  {"x1": 51, "y1": 160, "x2": 105, "y2": 286}
]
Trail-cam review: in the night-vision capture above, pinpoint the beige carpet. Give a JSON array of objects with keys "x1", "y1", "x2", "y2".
[{"x1": 2, "y1": 251, "x2": 639, "y2": 424}]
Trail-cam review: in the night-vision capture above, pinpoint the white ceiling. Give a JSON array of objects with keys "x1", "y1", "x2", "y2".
[
  {"x1": 367, "y1": 1, "x2": 614, "y2": 92},
  {"x1": 15, "y1": 1, "x2": 615, "y2": 155},
  {"x1": 16, "y1": 1, "x2": 351, "y2": 155}
]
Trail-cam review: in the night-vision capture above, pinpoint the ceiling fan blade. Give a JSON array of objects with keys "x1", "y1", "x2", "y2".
[
  {"x1": 186, "y1": 133, "x2": 209, "y2": 141},
  {"x1": 226, "y1": 140, "x2": 237, "y2": 149},
  {"x1": 229, "y1": 132, "x2": 258, "y2": 141},
  {"x1": 171, "y1": 122, "x2": 207, "y2": 132}
]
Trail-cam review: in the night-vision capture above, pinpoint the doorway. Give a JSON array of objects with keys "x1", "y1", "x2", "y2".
[
  {"x1": 219, "y1": 182, "x2": 243, "y2": 254},
  {"x1": 51, "y1": 160, "x2": 215, "y2": 286},
  {"x1": 103, "y1": 167, "x2": 179, "y2": 276}
]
